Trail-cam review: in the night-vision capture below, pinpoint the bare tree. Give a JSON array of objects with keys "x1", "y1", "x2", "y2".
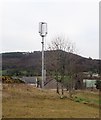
[{"x1": 48, "y1": 36, "x2": 75, "y2": 98}]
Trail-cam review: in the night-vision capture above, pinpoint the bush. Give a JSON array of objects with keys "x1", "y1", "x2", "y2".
[{"x1": 95, "y1": 80, "x2": 101, "y2": 90}]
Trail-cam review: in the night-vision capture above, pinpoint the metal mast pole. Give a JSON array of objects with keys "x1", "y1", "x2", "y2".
[
  {"x1": 39, "y1": 22, "x2": 47, "y2": 88},
  {"x1": 42, "y1": 36, "x2": 44, "y2": 88}
]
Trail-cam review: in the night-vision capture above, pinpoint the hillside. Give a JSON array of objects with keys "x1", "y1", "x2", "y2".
[{"x1": 1, "y1": 51, "x2": 100, "y2": 76}]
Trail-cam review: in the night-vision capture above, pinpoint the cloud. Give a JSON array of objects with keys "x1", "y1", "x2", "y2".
[{"x1": 1, "y1": 0, "x2": 99, "y2": 59}]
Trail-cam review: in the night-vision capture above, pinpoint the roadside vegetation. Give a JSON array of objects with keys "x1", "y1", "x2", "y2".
[{"x1": 1, "y1": 76, "x2": 25, "y2": 84}]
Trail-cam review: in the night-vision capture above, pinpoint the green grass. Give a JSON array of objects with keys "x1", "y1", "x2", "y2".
[
  {"x1": 73, "y1": 90, "x2": 100, "y2": 107},
  {"x1": 2, "y1": 84, "x2": 100, "y2": 118}
]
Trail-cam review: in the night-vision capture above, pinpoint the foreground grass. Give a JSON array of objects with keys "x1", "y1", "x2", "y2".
[
  {"x1": 2, "y1": 84, "x2": 99, "y2": 118},
  {"x1": 72, "y1": 90, "x2": 100, "y2": 107}
]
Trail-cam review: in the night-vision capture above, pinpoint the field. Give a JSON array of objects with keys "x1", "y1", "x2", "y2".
[{"x1": 2, "y1": 84, "x2": 100, "y2": 118}]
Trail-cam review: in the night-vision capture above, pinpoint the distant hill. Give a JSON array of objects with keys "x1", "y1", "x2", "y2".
[{"x1": 1, "y1": 51, "x2": 100, "y2": 76}]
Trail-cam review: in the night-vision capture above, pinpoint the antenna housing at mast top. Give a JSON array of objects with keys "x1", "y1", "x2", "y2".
[{"x1": 39, "y1": 22, "x2": 47, "y2": 37}]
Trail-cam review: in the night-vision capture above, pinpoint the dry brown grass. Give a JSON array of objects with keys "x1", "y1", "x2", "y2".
[{"x1": 2, "y1": 84, "x2": 100, "y2": 118}]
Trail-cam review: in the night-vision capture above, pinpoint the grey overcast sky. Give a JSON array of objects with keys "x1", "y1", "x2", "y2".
[{"x1": 0, "y1": 0, "x2": 99, "y2": 59}]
